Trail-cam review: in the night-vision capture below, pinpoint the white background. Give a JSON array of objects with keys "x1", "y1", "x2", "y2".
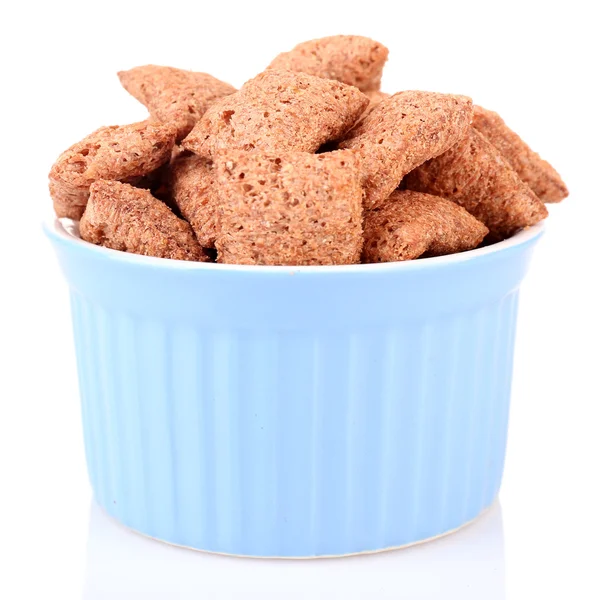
[{"x1": 1, "y1": 1, "x2": 593, "y2": 598}]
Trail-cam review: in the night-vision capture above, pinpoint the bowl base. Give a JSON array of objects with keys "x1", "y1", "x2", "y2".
[{"x1": 95, "y1": 499, "x2": 497, "y2": 560}]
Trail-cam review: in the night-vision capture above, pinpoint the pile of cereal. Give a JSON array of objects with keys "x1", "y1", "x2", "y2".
[{"x1": 49, "y1": 35, "x2": 567, "y2": 265}]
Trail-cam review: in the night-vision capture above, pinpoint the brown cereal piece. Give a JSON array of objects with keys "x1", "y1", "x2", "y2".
[
  {"x1": 338, "y1": 91, "x2": 473, "y2": 209},
  {"x1": 214, "y1": 149, "x2": 363, "y2": 265},
  {"x1": 80, "y1": 180, "x2": 208, "y2": 261},
  {"x1": 133, "y1": 145, "x2": 193, "y2": 205},
  {"x1": 363, "y1": 190, "x2": 488, "y2": 262},
  {"x1": 366, "y1": 90, "x2": 390, "y2": 109},
  {"x1": 129, "y1": 162, "x2": 171, "y2": 201},
  {"x1": 170, "y1": 154, "x2": 218, "y2": 248},
  {"x1": 359, "y1": 90, "x2": 390, "y2": 121},
  {"x1": 118, "y1": 65, "x2": 236, "y2": 141},
  {"x1": 182, "y1": 70, "x2": 369, "y2": 158},
  {"x1": 472, "y1": 105, "x2": 568, "y2": 203},
  {"x1": 267, "y1": 35, "x2": 389, "y2": 92},
  {"x1": 49, "y1": 120, "x2": 176, "y2": 220},
  {"x1": 404, "y1": 128, "x2": 548, "y2": 241}
]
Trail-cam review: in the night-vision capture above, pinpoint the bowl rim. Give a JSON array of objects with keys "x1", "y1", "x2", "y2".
[{"x1": 44, "y1": 216, "x2": 546, "y2": 274}]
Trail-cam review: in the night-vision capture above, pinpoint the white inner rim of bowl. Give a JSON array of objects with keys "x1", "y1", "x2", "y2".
[{"x1": 46, "y1": 217, "x2": 546, "y2": 273}]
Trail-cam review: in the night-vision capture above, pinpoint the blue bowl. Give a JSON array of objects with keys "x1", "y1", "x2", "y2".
[{"x1": 46, "y1": 218, "x2": 543, "y2": 557}]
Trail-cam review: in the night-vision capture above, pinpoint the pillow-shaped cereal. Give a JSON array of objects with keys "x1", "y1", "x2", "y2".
[
  {"x1": 472, "y1": 106, "x2": 568, "y2": 203},
  {"x1": 49, "y1": 120, "x2": 176, "y2": 220},
  {"x1": 118, "y1": 65, "x2": 236, "y2": 141},
  {"x1": 134, "y1": 144, "x2": 191, "y2": 203},
  {"x1": 338, "y1": 91, "x2": 473, "y2": 209},
  {"x1": 80, "y1": 180, "x2": 208, "y2": 261},
  {"x1": 170, "y1": 154, "x2": 217, "y2": 248},
  {"x1": 404, "y1": 128, "x2": 548, "y2": 240},
  {"x1": 358, "y1": 90, "x2": 390, "y2": 122},
  {"x1": 267, "y1": 35, "x2": 388, "y2": 92},
  {"x1": 182, "y1": 70, "x2": 369, "y2": 158},
  {"x1": 363, "y1": 190, "x2": 488, "y2": 262},
  {"x1": 214, "y1": 149, "x2": 363, "y2": 265}
]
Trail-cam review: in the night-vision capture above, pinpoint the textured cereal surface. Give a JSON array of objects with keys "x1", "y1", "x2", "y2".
[
  {"x1": 49, "y1": 121, "x2": 176, "y2": 220},
  {"x1": 365, "y1": 90, "x2": 390, "y2": 109},
  {"x1": 79, "y1": 180, "x2": 208, "y2": 261},
  {"x1": 126, "y1": 145, "x2": 194, "y2": 212},
  {"x1": 170, "y1": 154, "x2": 218, "y2": 248},
  {"x1": 267, "y1": 35, "x2": 389, "y2": 92},
  {"x1": 118, "y1": 66, "x2": 236, "y2": 141},
  {"x1": 182, "y1": 70, "x2": 369, "y2": 158},
  {"x1": 404, "y1": 128, "x2": 548, "y2": 240},
  {"x1": 339, "y1": 91, "x2": 473, "y2": 209},
  {"x1": 359, "y1": 90, "x2": 390, "y2": 121},
  {"x1": 363, "y1": 190, "x2": 488, "y2": 262},
  {"x1": 214, "y1": 149, "x2": 363, "y2": 265},
  {"x1": 473, "y1": 106, "x2": 568, "y2": 203}
]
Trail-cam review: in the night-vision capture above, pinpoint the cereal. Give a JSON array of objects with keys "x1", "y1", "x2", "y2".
[
  {"x1": 80, "y1": 180, "x2": 208, "y2": 261},
  {"x1": 404, "y1": 128, "x2": 548, "y2": 240},
  {"x1": 170, "y1": 154, "x2": 218, "y2": 248},
  {"x1": 365, "y1": 90, "x2": 390, "y2": 109},
  {"x1": 267, "y1": 35, "x2": 389, "y2": 92},
  {"x1": 338, "y1": 91, "x2": 473, "y2": 209},
  {"x1": 359, "y1": 90, "x2": 390, "y2": 121},
  {"x1": 363, "y1": 190, "x2": 488, "y2": 262},
  {"x1": 49, "y1": 120, "x2": 176, "y2": 220},
  {"x1": 134, "y1": 145, "x2": 193, "y2": 206},
  {"x1": 182, "y1": 69, "x2": 369, "y2": 158},
  {"x1": 214, "y1": 149, "x2": 363, "y2": 265},
  {"x1": 472, "y1": 105, "x2": 568, "y2": 203},
  {"x1": 118, "y1": 65, "x2": 236, "y2": 141},
  {"x1": 50, "y1": 46, "x2": 569, "y2": 264}
]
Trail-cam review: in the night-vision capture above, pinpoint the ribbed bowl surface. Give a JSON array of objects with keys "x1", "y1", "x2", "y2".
[{"x1": 47, "y1": 219, "x2": 543, "y2": 557}]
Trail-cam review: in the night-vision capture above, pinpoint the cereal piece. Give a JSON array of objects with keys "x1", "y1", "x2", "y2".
[
  {"x1": 129, "y1": 162, "x2": 170, "y2": 200},
  {"x1": 472, "y1": 105, "x2": 568, "y2": 203},
  {"x1": 363, "y1": 190, "x2": 488, "y2": 262},
  {"x1": 170, "y1": 154, "x2": 218, "y2": 248},
  {"x1": 365, "y1": 90, "x2": 390, "y2": 109},
  {"x1": 80, "y1": 180, "x2": 208, "y2": 261},
  {"x1": 182, "y1": 70, "x2": 369, "y2": 158},
  {"x1": 118, "y1": 65, "x2": 236, "y2": 141},
  {"x1": 49, "y1": 120, "x2": 176, "y2": 220},
  {"x1": 215, "y1": 149, "x2": 363, "y2": 265},
  {"x1": 133, "y1": 145, "x2": 192, "y2": 205},
  {"x1": 338, "y1": 91, "x2": 473, "y2": 209},
  {"x1": 267, "y1": 35, "x2": 389, "y2": 92},
  {"x1": 359, "y1": 90, "x2": 390, "y2": 121},
  {"x1": 404, "y1": 128, "x2": 548, "y2": 240}
]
